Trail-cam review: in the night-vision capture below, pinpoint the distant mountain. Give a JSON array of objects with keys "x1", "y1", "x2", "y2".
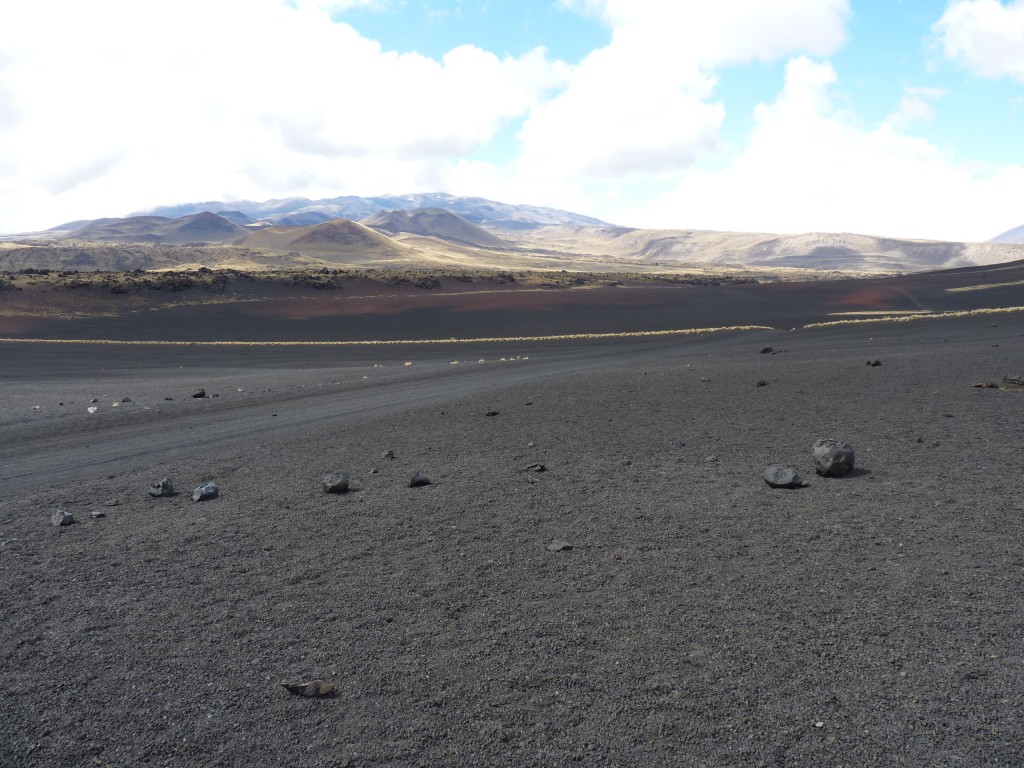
[
  {"x1": 137, "y1": 193, "x2": 610, "y2": 231},
  {"x1": 61, "y1": 212, "x2": 248, "y2": 244},
  {"x1": 361, "y1": 208, "x2": 511, "y2": 249},
  {"x1": 215, "y1": 210, "x2": 255, "y2": 225},
  {"x1": 990, "y1": 224, "x2": 1024, "y2": 245}
]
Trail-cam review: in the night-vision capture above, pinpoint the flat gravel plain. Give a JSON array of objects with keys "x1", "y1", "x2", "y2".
[{"x1": 2, "y1": 313, "x2": 1024, "y2": 767}]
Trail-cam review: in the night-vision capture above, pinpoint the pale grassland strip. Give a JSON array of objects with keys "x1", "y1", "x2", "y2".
[
  {"x1": 805, "y1": 305, "x2": 1024, "y2": 328},
  {"x1": 0, "y1": 324, "x2": 774, "y2": 346},
  {"x1": 827, "y1": 310, "x2": 933, "y2": 317},
  {"x1": 946, "y1": 280, "x2": 1024, "y2": 293}
]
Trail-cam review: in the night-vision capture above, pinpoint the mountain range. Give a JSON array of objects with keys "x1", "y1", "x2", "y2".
[
  {"x1": 3, "y1": 193, "x2": 1022, "y2": 275},
  {"x1": 134, "y1": 193, "x2": 608, "y2": 231}
]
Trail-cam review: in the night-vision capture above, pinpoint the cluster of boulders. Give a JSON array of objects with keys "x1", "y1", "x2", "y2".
[
  {"x1": 322, "y1": 465, "x2": 433, "y2": 493},
  {"x1": 763, "y1": 438, "x2": 856, "y2": 489},
  {"x1": 147, "y1": 477, "x2": 220, "y2": 502}
]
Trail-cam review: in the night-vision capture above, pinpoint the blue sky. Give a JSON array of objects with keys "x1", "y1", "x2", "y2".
[{"x1": 0, "y1": 0, "x2": 1022, "y2": 240}]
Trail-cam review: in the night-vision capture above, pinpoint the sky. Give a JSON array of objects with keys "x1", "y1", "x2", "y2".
[{"x1": 0, "y1": 0, "x2": 1022, "y2": 241}]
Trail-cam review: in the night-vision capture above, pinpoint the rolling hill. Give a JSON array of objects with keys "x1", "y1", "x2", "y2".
[
  {"x1": 236, "y1": 219, "x2": 412, "y2": 261},
  {"x1": 361, "y1": 208, "x2": 511, "y2": 249},
  {"x1": 991, "y1": 224, "x2": 1024, "y2": 245},
  {"x1": 54, "y1": 212, "x2": 248, "y2": 244},
  {"x1": 503, "y1": 226, "x2": 1024, "y2": 273}
]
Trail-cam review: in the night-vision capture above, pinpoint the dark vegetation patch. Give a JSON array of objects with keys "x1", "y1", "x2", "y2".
[{"x1": 0, "y1": 265, "x2": 761, "y2": 298}]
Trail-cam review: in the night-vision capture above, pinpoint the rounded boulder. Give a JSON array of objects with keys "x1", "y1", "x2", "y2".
[{"x1": 811, "y1": 438, "x2": 855, "y2": 477}]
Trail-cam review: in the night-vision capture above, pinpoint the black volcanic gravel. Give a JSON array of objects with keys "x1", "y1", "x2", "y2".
[{"x1": 2, "y1": 317, "x2": 1024, "y2": 766}]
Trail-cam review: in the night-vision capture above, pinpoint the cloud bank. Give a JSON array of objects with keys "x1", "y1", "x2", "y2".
[{"x1": 0, "y1": 0, "x2": 1020, "y2": 241}]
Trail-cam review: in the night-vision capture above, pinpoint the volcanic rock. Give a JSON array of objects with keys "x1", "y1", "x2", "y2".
[
  {"x1": 409, "y1": 471, "x2": 432, "y2": 488},
  {"x1": 50, "y1": 509, "x2": 74, "y2": 527},
  {"x1": 282, "y1": 680, "x2": 335, "y2": 697},
  {"x1": 192, "y1": 483, "x2": 219, "y2": 502},
  {"x1": 192, "y1": 388, "x2": 206, "y2": 399},
  {"x1": 148, "y1": 478, "x2": 174, "y2": 497},
  {"x1": 1000, "y1": 375, "x2": 1024, "y2": 391},
  {"x1": 812, "y1": 439, "x2": 855, "y2": 477},
  {"x1": 322, "y1": 471, "x2": 350, "y2": 494},
  {"x1": 762, "y1": 466, "x2": 807, "y2": 489}
]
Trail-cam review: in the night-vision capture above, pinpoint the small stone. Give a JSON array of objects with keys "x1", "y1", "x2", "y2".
[
  {"x1": 756, "y1": 380, "x2": 768, "y2": 387},
  {"x1": 50, "y1": 509, "x2": 74, "y2": 527},
  {"x1": 148, "y1": 478, "x2": 174, "y2": 497},
  {"x1": 381, "y1": 450, "x2": 395, "y2": 460},
  {"x1": 164, "y1": 397, "x2": 173, "y2": 401},
  {"x1": 814, "y1": 721, "x2": 824, "y2": 729},
  {"x1": 525, "y1": 463, "x2": 546, "y2": 473},
  {"x1": 322, "y1": 471, "x2": 350, "y2": 494},
  {"x1": 760, "y1": 346, "x2": 773, "y2": 354},
  {"x1": 90, "y1": 398, "x2": 98, "y2": 403},
  {"x1": 87, "y1": 406, "x2": 98, "y2": 414},
  {"x1": 811, "y1": 438, "x2": 855, "y2": 477},
  {"x1": 972, "y1": 380, "x2": 998, "y2": 388},
  {"x1": 867, "y1": 359, "x2": 882, "y2": 367},
  {"x1": 546, "y1": 540, "x2": 573, "y2": 552},
  {"x1": 104, "y1": 499, "x2": 119, "y2": 507},
  {"x1": 1000, "y1": 375, "x2": 1024, "y2": 391},
  {"x1": 705, "y1": 455, "x2": 718, "y2": 463},
  {"x1": 121, "y1": 396, "x2": 131, "y2": 403},
  {"x1": 89, "y1": 510, "x2": 106, "y2": 519},
  {"x1": 283, "y1": 680, "x2": 335, "y2": 697},
  {"x1": 192, "y1": 483, "x2": 219, "y2": 502},
  {"x1": 192, "y1": 388, "x2": 206, "y2": 399},
  {"x1": 409, "y1": 471, "x2": 432, "y2": 488},
  {"x1": 762, "y1": 466, "x2": 807, "y2": 489},
  {"x1": 485, "y1": 410, "x2": 500, "y2": 417}
]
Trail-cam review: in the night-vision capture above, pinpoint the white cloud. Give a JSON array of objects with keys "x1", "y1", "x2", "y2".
[
  {"x1": 563, "y1": 0, "x2": 850, "y2": 65},
  {"x1": 0, "y1": 0, "x2": 568, "y2": 231},
  {"x1": 617, "y1": 57, "x2": 1024, "y2": 242},
  {"x1": 884, "y1": 86, "x2": 947, "y2": 130},
  {"x1": 515, "y1": 0, "x2": 850, "y2": 184},
  {"x1": 934, "y1": 0, "x2": 1024, "y2": 82},
  {"x1": 1, "y1": 0, "x2": 1013, "y2": 243},
  {"x1": 291, "y1": 0, "x2": 391, "y2": 11}
]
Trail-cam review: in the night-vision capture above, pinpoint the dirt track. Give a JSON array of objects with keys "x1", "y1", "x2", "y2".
[{"x1": 3, "y1": 308, "x2": 1024, "y2": 766}]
